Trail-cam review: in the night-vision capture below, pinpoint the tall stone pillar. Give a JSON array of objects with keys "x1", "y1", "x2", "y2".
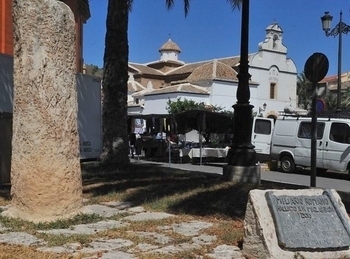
[{"x1": 2, "y1": 0, "x2": 83, "y2": 222}]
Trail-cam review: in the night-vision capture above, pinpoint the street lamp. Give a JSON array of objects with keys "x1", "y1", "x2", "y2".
[
  {"x1": 321, "y1": 11, "x2": 350, "y2": 112},
  {"x1": 258, "y1": 103, "x2": 267, "y2": 116},
  {"x1": 223, "y1": 0, "x2": 257, "y2": 182}
]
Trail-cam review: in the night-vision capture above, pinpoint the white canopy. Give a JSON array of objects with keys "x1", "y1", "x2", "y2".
[{"x1": 184, "y1": 130, "x2": 205, "y2": 143}]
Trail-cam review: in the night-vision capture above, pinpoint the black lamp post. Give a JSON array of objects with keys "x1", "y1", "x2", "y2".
[
  {"x1": 223, "y1": 0, "x2": 257, "y2": 182},
  {"x1": 321, "y1": 11, "x2": 350, "y2": 112}
]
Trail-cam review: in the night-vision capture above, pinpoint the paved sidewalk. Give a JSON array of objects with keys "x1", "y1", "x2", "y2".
[{"x1": 0, "y1": 202, "x2": 245, "y2": 259}]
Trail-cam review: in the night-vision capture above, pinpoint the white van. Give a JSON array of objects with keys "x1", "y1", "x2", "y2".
[
  {"x1": 270, "y1": 116, "x2": 350, "y2": 174},
  {"x1": 252, "y1": 117, "x2": 275, "y2": 162}
]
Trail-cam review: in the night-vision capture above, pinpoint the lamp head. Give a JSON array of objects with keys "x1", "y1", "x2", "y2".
[
  {"x1": 321, "y1": 11, "x2": 333, "y2": 32},
  {"x1": 263, "y1": 103, "x2": 267, "y2": 110}
]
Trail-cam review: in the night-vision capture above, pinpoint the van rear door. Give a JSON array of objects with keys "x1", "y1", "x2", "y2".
[
  {"x1": 323, "y1": 121, "x2": 350, "y2": 172},
  {"x1": 252, "y1": 117, "x2": 274, "y2": 161},
  {"x1": 295, "y1": 121, "x2": 326, "y2": 169}
]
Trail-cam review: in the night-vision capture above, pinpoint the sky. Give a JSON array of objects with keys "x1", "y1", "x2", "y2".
[{"x1": 83, "y1": 0, "x2": 350, "y2": 77}]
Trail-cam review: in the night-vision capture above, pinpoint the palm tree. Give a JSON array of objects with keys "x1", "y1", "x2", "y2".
[
  {"x1": 100, "y1": 0, "x2": 130, "y2": 165},
  {"x1": 297, "y1": 72, "x2": 312, "y2": 110},
  {"x1": 341, "y1": 88, "x2": 350, "y2": 109},
  {"x1": 323, "y1": 90, "x2": 337, "y2": 111},
  {"x1": 101, "y1": 0, "x2": 242, "y2": 165}
]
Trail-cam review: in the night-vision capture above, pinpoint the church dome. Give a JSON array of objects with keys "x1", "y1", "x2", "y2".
[
  {"x1": 159, "y1": 38, "x2": 181, "y2": 53},
  {"x1": 186, "y1": 60, "x2": 238, "y2": 82}
]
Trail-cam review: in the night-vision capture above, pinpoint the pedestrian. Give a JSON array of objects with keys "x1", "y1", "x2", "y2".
[
  {"x1": 129, "y1": 133, "x2": 136, "y2": 158},
  {"x1": 135, "y1": 134, "x2": 143, "y2": 160}
]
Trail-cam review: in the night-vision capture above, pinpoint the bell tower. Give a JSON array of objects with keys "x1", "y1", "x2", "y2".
[{"x1": 258, "y1": 22, "x2": 287, "y2": 54}]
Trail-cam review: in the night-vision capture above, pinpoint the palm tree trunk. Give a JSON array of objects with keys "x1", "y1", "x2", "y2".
[
  {"x1": 3, "y1": 0, "x2": 83, "y2": 222},
  {"x1": 101, "y1": 0, "x2": 129, "y2": 165}
]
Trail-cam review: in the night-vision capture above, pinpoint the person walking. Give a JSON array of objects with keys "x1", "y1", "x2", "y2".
[
  {"x1": 135, "y1": 134, "x2": 143, "y2": 160},
  {"x1": 129, "y1": 133, "x2": 136, "y2": 158}
]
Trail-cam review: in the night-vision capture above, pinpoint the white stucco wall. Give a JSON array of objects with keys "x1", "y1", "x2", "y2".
[
  {"x1": 142, "y1": 92, "x2": 209, "y2": 115},
  {"x1": 127, "y1": 91, "x2": 134, "y2": 103},
  {"x1": 160, "y1": 51, "x2": 178, "y2": 62},
  {"x1": 249, "y1": 46, "x2": 297, "y2": 116},
  {"x1": 209, "y1": 79, "x2": 262, "y2": 114},
  {"x1": 209, "y1": 80, "x2": 237, "y2": 111}
]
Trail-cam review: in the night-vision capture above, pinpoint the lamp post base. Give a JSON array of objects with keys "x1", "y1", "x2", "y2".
[
  {"x1": 226, "y1": 146, "x2": 256, "y2": 166},
  {"x1": 223, "y1": 164, "x2": 261, "y2": 184},
  {"x1": 223, "y1": 103, "x2": 257, "y2": 183}
]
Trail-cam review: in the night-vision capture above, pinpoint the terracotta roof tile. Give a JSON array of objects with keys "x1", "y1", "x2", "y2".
[
  {"x1": 129, "y1": 63, "x2": 165, "y2": 76},
  {"x1": 128, "y1": 80, "x2": 146, "y2": 92},
  {"x1": 144, "y1": 83, "x2": 209, "y2": 96},
  {"x1": 186, "y1": 60, "x2": 238, "y2": 82},
  {"x1": 129, "y1": 54, "x2": 255, "y2": 83},
  {"x1": 132, "y1": 88, "x2": 153, "y2": 97},
  {"x1": 165, "y1": 55, "x2": 244, "y2": 76}
]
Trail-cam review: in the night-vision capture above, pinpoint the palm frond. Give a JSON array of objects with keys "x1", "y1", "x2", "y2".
[{"x1": 227, "y1": 0, "x2": 242, "y2": 10}]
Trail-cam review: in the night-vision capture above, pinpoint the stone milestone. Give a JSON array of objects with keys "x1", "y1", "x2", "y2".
[
  {"x1": 243, "y1": 189, "x2": 350, "y2": 259},
  {"x1": 3, "y1": 0, "x2": 84, "y2": 222},
  {"x1": 266, "y1": 189, "x2": 350, "y2": 250}
]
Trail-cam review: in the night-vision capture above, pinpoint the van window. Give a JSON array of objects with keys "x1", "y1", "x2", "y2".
[
  {"x1": 254, "y1": 119, "x2": 272, "y2": 135},
  {"x1": 275, "y1": 121, "x2": 295, "y2": 136},
  {"x1": 329, "y1": 123, "x2": 350, "y2": 144},
  {"x1": 298, "y1": 122, "x2": 325, "y2": 139}
]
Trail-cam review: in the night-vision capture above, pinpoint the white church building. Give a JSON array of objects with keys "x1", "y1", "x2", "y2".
[{"x1": 127, "y1": 22, "x2": 299, "y2": 120}]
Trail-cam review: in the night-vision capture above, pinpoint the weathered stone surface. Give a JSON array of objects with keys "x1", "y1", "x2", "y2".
[
  {"x1": 38, "y1": 220, "x2": 129, "y2": 235},
  {"x1": 243, "y1": 189, "x2": 350, "y2": 259},
  {"x1": 0, "y1": 232, "x2": 46, "y2": 246},
  {"x1": 266, "y1": 190, "x2": 350, "y2": 250},
  {"x1": 0, "y1": 200, "x2": 248, "y2": 258},
  {"x1": 3, "y1": 0, "x2": 83, "y2": 222},
  {"x1": 128, "y1": 231, "x2": 173, "y2": 244},
  {"x1": 206, "y1": 244, "x2": 245, "y2": 259},
  {"x1": 171, "y1": 220, "x2": 213, "y2": 236},
  {"x1": 123, "y1": 212, "x2": 174, "y2": 221}
]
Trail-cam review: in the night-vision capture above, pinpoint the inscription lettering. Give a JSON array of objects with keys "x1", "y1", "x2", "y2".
[
  {"x1": 80, "y1": 141, "x2": 92, "y2": 153},
  {"x1": 266, "y1": 191, "x2": 350, "y2": 251}
]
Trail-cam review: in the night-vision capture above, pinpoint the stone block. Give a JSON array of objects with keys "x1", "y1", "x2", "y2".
[
  {"x1": 243, "y1": 189, "x2": 350, "y2": 259},
  {"x1": 222, "y1": 164, "x2": 260, "y2": 184}
]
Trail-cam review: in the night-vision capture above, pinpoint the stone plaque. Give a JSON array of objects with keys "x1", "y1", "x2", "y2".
[{"x1": 266, "y1": 189, "x2": 350, "y2": 251}]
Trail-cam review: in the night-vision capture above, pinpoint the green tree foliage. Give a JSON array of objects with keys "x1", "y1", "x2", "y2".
[
  {"x1": 324, "y1": 87, "x2": 350, "y2": 111},
  {"x1": 341, "y1": 88, "x2": 350, "y2": 108},
  {"x1": 323, "y1": 90, "x2": 337, "y2": 111},
  {"x1": 165, "y1": 0, "x2": 242, "y2": 16},
  {"x1": 91, "y1": 65, "x2": 98, "y2": 75},
  {"x1": 166, "y1": 98, "x2": 227, "y2": 114},
  {"x1": 298, "y1": 71, "x2": 350, "y2": 112},
  {"x1": 297, "y1": 72, "x2": 312, "y2": 110}
]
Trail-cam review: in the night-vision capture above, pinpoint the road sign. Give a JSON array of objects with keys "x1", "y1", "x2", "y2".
[
  {"x1": 316, "y1": 99, "x2": 326, "y2": 113},
  {"x1": 304, "y1": 53, "x2": 329, "y2": 83},
  {"x1": 304, "y1": 53, "x2": 329, "y2": 188}
]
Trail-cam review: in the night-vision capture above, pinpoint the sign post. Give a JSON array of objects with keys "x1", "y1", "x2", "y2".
[{"x1": 304, "y1": 53, "x2": 329, "y2": 187}]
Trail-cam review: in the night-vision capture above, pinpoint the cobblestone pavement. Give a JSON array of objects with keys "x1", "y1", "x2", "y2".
[{"x1": 0, "y1": 202, "x2": 245, "y2": 259}]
